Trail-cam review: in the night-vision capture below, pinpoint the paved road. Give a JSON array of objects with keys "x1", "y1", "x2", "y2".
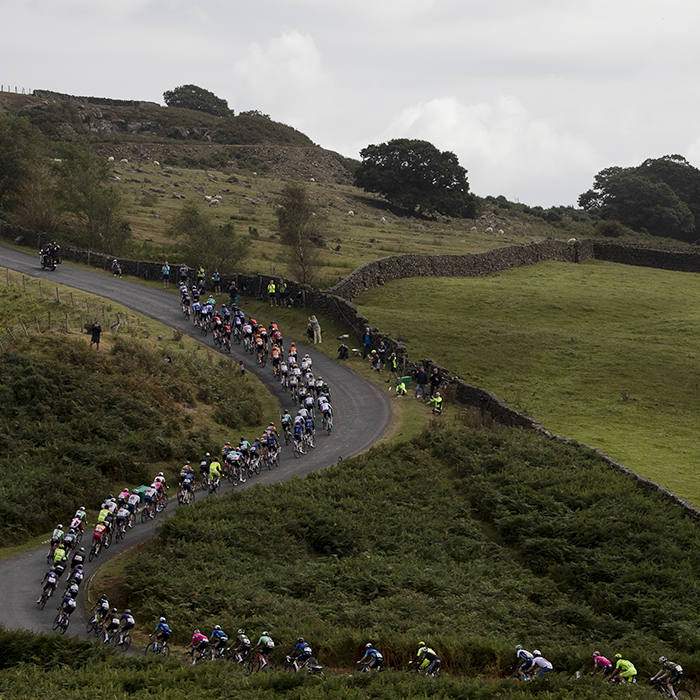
[{"x1": 0, "y1": 244, "x2": 392, "y2": 638}]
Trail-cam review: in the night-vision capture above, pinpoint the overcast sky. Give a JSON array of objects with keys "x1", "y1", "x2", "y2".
[{"x1": 2, "y1": 0, "x2": 699, "y2": 207}]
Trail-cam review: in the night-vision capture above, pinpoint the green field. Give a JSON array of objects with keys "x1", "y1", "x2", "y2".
[{"x1": 355, "y1": 259, "x2": 700, "y2": 505}]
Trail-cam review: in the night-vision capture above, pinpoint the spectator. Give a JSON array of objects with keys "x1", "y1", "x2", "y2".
[
  {"x1": 337, "y1": 342, "x2": 349, "y2": 360},
  {"x1": 278, "y1": 280, "x2": 288, "y2": 307},
  {"x1": 414, "y1": 366, "x2": 428, "y2": 399},
  {"x1": 267, "y1": 279, "x2": 277, "y2": 307},
  {"x1": 429, "y1": 367, "x2": 441, "y2": 398},
  {"x1": 429, "y1": 392, "x2": 443, "y2": 414},
  {"x1": 362, "y1": 327, "x2": 372, "y2": 359},
  {"x1": 211, "y1": 269, "x2": 221, "y2": 294},
  {"x1": 386, "y1": 352, "x2": 398, "y2": 383},
  {"x1": 89, "y1": 320, "x2": 102, "y2": 350},
  {"x1": 112, "y1": 259, "x2": 122, "y2": 278},
  {"x1": 162, "y1": 261, "x2": 170, "y2": 289},
  {"x1": 395, "y1": 378, "x2": 407, "y2": 397},
  {"x1": 309, "y1": 315, "x2": 322, "y2": 344},
  {"x1": 370, "y1": 350, "x2": 380, "y2": 371},
  {"x1": 377, "y1": 341, "x2": 387, "y2": 370},
  {"x1": 306, "y1": 322, "x2": 314, "y2": 343}
]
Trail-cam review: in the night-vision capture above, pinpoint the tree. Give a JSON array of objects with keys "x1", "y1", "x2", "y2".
[
  {"x1": 579, "y1": 156, "x2": 700, "y2": 243},
  {"x1": 169, "y1": 203, "x2": 250, "y2": 273},
  {"x1": 354, "y1": 138, "x2": 476, "y2": 218},
  {"x1": 0, "y1": 114, "x2": 45, "y2": 210},
  {"x1": 276, "y1": 182, "x2": 321, "y2": 285},
  {"x1": 163, "y1": 85, "x2": 232, "y2": 118},
  {"x1": 53, "y1": 140, "x2": 131, "y2": 253}
]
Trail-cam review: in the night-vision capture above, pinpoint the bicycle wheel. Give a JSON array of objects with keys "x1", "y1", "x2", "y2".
[
  {"x1": 86, "y1": 617, "x2": 96, "y2": 634},
  {"x1": 121, "y1": 634, "x2": 132, "y2": 652},
  {"x1": 103, "y1": 532, "x2": 112, "y2": 549},
  {"x1": 254, "y1": 459, "x2": 261, "y2": 475},
  {"x1": 52, "y1": 615, "x2": 61, "y2": 631},
  {"x1": 677, "y1": 689, "x2": 692, "y2": 700},
  {"x1": 141, "y1": 507, "x2": 148, "y2": 523},
  {"x1": 161, "y1": 492, "x2": 169, "y2": 509},
  {"x1": 161, "y1": 644, "x2": 170, "y2": 657},
  {"x1": 247, "y1": 658, "x2": 262, "y2": 675},
  {"x1": 88, "y1": 547, "x2": 95, "y2": 562},
  {"x1": 60, "y1": 617, "x2": 69, "y2": 634},
  {"x1": 145, "y1": 641, "x2": 158, "y2": 656}
]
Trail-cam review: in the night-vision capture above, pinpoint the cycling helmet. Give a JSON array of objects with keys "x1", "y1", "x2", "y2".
[
  {"x1": 419, "y1": 641, "x2": 426, "y2": 647},
  {"x1": 593, "y1": 651, "x2": 600, "y2": 657},
  {"x1": 660, "y1": 656, "x2": 668, "y2": 664},
  {"x1": 69, "y1": 528, "x2": 75, "y2": 534},
  {"x1": 75, "y1": 564, "x2": 83, "y2": 570},
  {"x1": 262, "y1": 631, "x2": 269, "y2": 636},
  {"x1": 58, "y1": 524, "x2": 63, "y2": 529},
  {"x1": 111, "y1": 607, "x2": 117, "y2": 613},
  {"x1": 125, "y1": 609, "x2": 131, "y2": 614},
  {"x1": 215, "y1": 625, "x2": 221, "y2": 631},
  {"x1": 79, "y1": 506, "x2": 86, "y2": 511},
  {"x1": 206, "y1": 453, "x2": 210, "y2": 457},
  {"x1": 365, "y1": 643, "x2": 373, "y2": 649},
  {"x1": 100, "y1": 595, "x2": 107, "y2": 601},
  {"x1": 194, "y1": 629, "x2": 200, "y2": 634},
  {"x1": 515, "y1": 645, "x2": 522, "y2": 651},
  {"x1": 297, "y1": 637, "x2": 304, "y2": 643},
  {"x1": 614, "y1": 653, "x2": 622, "y2": 659},
  {"x1": 160, "y1": 617, "x2": 166, "y2": 623},
  {"x1": 238, "y1": 629, "x2": 245, "y2": 635},
  {"x1": 80, "y1": 547, "x2": 85, "y2": 552},
  {"x1": 158, "y1": 472, "x2": 163, "y2": 477},
  {"x1": 533, "y1": 650, "x2": 541, "y2": 657}
]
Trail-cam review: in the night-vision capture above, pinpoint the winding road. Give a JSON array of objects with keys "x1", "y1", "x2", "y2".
[{"x1": 0, "y1": 244, "x2": 392, "y2": 639}]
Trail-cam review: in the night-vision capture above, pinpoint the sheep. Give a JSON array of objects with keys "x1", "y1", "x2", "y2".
[
  {"x1": 347, "y1": 210, "x2": 354, "y2": 216},
  {"x1": 470, "y1": 226, "x2": 477, "y2": 232},
  {"x1": 380, "y1": 216, "x2": 387, "y2": 224},
  {"x1": 209, "y1": 199, "x2": 219, "y2": 206},
  {"x1": 485, "y1": 227, "x2": 493, "y2": 233},
  {"x1": 52, "y1": 158, "x2": 62, "y2": 163},
  {"x1": 204, "y1": 195, "x2": 212, "y2": 202},
  {"x1": 567, "y1": 237, "x2": 577, "y2": 244},
  {"x1": 153, "y1": 160, "x2": 160, "y2": 166},
  {"x1": 108, "y1": 156, "x2": 114, "y2": 162},
  {"x1": 214, "y1": 195, "x2": 222, "y2": 200},
  {"x1": 498, "y1": 229, "x2": 504, "y2": 235},
  {"x1": 120, "y1": 158, "x2": 128, "y2": 164},
  {"x1": 310, "y1": 177, "x2": 315, "y2": 182}
]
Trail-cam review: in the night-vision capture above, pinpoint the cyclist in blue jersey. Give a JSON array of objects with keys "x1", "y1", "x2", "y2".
[
  {"x1": 358, "y1": 643, "x2": 383, "y2": 670},
  {"x1": 154, "y1": 617, "x2": 172, "y2": 645}
]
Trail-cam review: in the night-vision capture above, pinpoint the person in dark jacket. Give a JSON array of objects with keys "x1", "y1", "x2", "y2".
[
  {"x1": 362, "y1": 327, "x2": 372, "y2": 359},
  {"x1": 429, "y1": 367, "x2": 441, "y2": 398},
  {"x1": 414, "y1": 366, "x2": 428, "y2": 399}
]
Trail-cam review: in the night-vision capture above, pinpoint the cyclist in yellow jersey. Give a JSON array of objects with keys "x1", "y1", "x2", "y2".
[
  {"x1": 209, "y1": 460, "x2": 222, "y2": 486},
  {"x1": 610, "y1": 654, "x2": 636, "y2": 684}
]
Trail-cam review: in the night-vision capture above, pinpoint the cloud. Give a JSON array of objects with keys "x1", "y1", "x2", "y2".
[{"x1": 381, "y1": 95, "x2": 601, "y2": 206}]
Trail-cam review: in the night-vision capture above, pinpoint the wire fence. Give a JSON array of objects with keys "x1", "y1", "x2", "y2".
[{"x1": 0, "y1": 267, "x2": 143, "y2": 353}]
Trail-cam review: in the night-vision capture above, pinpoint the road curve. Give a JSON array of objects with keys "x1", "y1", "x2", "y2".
[{"x1": 0, "y1": 244, "x2": 392, "y2": 638}]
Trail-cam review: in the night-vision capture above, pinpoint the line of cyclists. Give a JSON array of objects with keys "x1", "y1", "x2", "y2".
[
  {"x1": 38, "y1": 471, "x2": 170, "y2": 631},
  {"x1": 516, "y1": 644, "x2": 685, "y2": 696}
]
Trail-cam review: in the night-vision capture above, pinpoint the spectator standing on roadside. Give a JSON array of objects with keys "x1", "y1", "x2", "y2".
[
  {"x1": 197, "y1": 266, "x2": 206, "y2": 289},
  {"x1": 387, "y1": 352, "x2": 398, "y2": 383},
  {"x1": 228, "y1": 281, "x2": 239, "y2": 308},
  {"x1": 337, "y1": 342, "x2": 349, "y2": 360},
  {"x1": 162, "y1": 261, "x2": 170, "y2": 289},
  {"x1": 278, "y1": 280, "x2": 288, "y2": 307},
  {"x1": 414, "y1": 366, "x2": 428, "y2": 399},
  {"x1": 309, "y1": 315, "x2": 322, "y2": 344},
  {"x1": 429, "y1": 367, "x2": 441, "y2": 398},
  {"x1": 90, "y1": 320, "x2": 102, "y2": 350},
  {"x1": 267, "y1": 279, "x2": 277, "y2": 306},
  {"x1": 377, "y1": 341, "x2": 387, "y2": 371},
  {"x1": 362, "y1": 327, "x2": 372, "y2": 359},
  {"x1": 212, "y1": 269, "x2": 221, "y2": 294}
]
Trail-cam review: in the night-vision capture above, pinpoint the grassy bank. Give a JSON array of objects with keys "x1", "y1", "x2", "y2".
[{"x1": 355, "y1": 259, "x2": 700, "y2": 505}]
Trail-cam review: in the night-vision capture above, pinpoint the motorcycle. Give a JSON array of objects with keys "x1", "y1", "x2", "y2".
[{"x1": 40, "y1": 248, "x2": 61, "y2": 271}]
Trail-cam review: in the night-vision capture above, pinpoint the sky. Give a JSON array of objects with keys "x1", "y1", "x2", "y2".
[{"x1": 2, "y1": 0, "x2": 699, "y2": 208}]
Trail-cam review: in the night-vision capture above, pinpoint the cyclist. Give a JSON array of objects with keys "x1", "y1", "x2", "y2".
[
  {"x1": 92, "y1": 522, "x2": 108, "y2": 552},
  {"x1": 304, "y1": 415, "x2": 315, "y2": 448},
  {"x1": 128, "y1": 489, "x2": 141, "y2": 521},
  {"x1": 143, "y1": 484, "x2": 158, "y2": 518},
  {"x1": 62, "y1": 527, "x2": 77, "y2": 554},
  {"x1": 116, "y1": 505, "x2": 130, "y2": 535},
  {"x1": 281, "y1": 411, "x2": 292, "y2": 439},
  {"x1": 117, "y1": 487, "x2": 130, "y2": 507},
  {"x1": 651, "y1": 656, "x2": 683, "y2": 698},
  {"x1": 610, "y1": 653, "x2": 637, "y2": 684},
  {"x1": 239, "y1": 438, "x2": 251, "y2": 462},
  {"x1": 69, "y1": 514, "x2": 84, "y2": 537},
  {"x1": 412, "y1": 641, "x2": 441, "y2": 676},
  {"x1": 118, "y1": 609, "x2": 136, "y2": 646},
  {"x1": 209, "y1": 459, "x2": 222, "y2": 490},
  {"x1": 591, "y1": 651, "x2": 612, "y2": 676},
  {"x1": 293, "y1": 420, "x2": 304, "y2": 451},
  {"x1": 231, "y1": 628, "x2": 251, "y2": 661},
  {"x1": 200, "y1": 453, "x2": 211, "y2": 482},
  {"x1": 290, "y1": 637, "x2": 313, "y2": 671},
  {"x1": 524, "y1": 650, "x2": 553, "y2": 677},
  {"x1": 253, "y1": 631, "x2": 275, "y2": 665},
  {"x1": 58, "y1": 593, "x2": 77, "y2": 622},
  {"x1": 153, "y1": 617, "x2": 172, "y2": 648},
  {"x1": 70, "y1": 547, "x2": 86, "y2": 572},
  {"x1": 210, "y1": 625, "x2": 229, "y2": 658},
  {"x1": 53, "y1": 542, "x2": 68, "y2": 567},
  {"x1": 515, "y1": 644, "x2": 534, "y2": 679},
  {"x1": 67, "y1": 563, "x2": 84, "y2": 589},
  {"x1": 64, "y1": 582, "x2": 80, "y2": 600},
  {"x1": 357, "y1": 643, "x2": 383, "y2": 671},
  {"x1": 187, "y1": 629, "x2": 210, "y2": 664},
  {"x1": 97, "y1": 503, "x2": 111, "y2": 527},
  {"x1": 103, "y1": 608, "x2": 121, "y2": 643},
  {"x1": 50, "y1": 523, "x2": 65, "y2": 552},
  {"x1": 37, "y1": 566, "x2": 59, "y2": 604},
  {"x1": 154, "y1": 471, "x2": 167, "y2": 490},
  {"x1": 92, "y1": 594, "x2": 111, "y2": 623}
]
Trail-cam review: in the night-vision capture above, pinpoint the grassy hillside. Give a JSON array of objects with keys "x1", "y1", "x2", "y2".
[
  {"x1": 355, "y1": 259, "x2": 700, "y2": 505},
  {"x1": 91, "y1": 421, "x2": 700, "y2": 680},
  {"x1": 0, "y1": 278, "x2": 275, "y2": 542}
]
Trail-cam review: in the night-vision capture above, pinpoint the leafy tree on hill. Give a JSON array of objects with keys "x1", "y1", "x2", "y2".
[
  {"x1": 0, "y1": 114, "x2": 45, "y2": 209},
  {"x1": 276, "y1": 181, "x2": 322, "y2": 285},
  {"x1": 355, "y1": 138, "x2": 477, "y2": 218},
  {"x1": 163, "y1": 84, "x2": 232, "y2": 118},
  {"x1": 169, "y1": 202, "x2": 251, "y2": 273},
  {"x1": 579, "y1": 155, "x2": 700, "y2": 243}
]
